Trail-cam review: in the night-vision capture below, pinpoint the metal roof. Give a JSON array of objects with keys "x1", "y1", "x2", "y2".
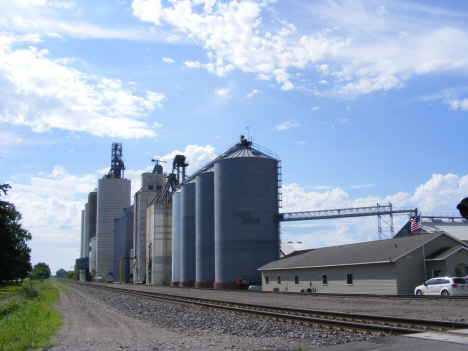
[{"x1": 258, "y1": 232, "x2": 468, "y2": 271}]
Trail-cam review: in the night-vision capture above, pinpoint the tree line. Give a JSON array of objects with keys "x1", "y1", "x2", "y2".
[{"x1": 0, "y1": 182, "x2": 54, "y2": 283}]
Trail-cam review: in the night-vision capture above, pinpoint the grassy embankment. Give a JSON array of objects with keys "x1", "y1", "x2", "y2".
[{"x1": 0, "y1": 279, "x2": 65, "y2": 351}]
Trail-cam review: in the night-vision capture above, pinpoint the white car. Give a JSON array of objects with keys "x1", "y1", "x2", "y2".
[
  {"x1": 414, "y1": 277, "x2": 468, "y2": 296},
  {"x1": 248, "y1": 285, "x2": 262, "y2": 291}
]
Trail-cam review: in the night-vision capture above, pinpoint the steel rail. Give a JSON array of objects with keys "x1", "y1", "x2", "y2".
[{"x1": 67, "y1": 282, "x2": 468, "y2": 335}]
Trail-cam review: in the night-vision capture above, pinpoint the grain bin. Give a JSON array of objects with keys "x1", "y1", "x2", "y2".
[
  {"x1": 195, "y1": 171, "x2": 215, "y2": 288},
  {"x1": 214, "y1": 148, "x2": 280, "y2": 289},
  {"x1": 179, "y1": 182, "x2": 196, "y2": 287}
]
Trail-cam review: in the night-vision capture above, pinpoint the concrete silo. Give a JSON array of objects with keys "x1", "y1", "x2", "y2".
[
  {"x1": 146, "y1": 201, "x2": 172, "y2": 285},
  {"x1": 171, "y1": 191, "x2": 181, "y2": 286},
  {"x1": 195, "y1": 171, "x2": 215, "y2": 288},
  {"x1": 213, "y1": 142, "x2": 280, "y2": 289},
  {"x1": 96, "y1": 177, "x2": 131, "y2": 279},
  {"x1": 133, "y1": 171, "x2": 166, "y2": 283},
  {"x1": 179, "y1": 182, "x2": 196, "y2": 287}
]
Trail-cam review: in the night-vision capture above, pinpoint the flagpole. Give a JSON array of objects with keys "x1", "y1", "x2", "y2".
[{"x1": 419, "y1": 210, "x2": 427, "y2": 281}]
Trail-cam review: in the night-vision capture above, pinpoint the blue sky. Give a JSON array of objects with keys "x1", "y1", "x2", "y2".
[{"x1": 1, "y1": 0, "x2": 468, "y2": 274}]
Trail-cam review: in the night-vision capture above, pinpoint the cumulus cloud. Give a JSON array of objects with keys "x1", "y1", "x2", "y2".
[
  {"x1": 447, "y1": 98, "x2": 468, "y2": 111},
  {"x1": 157, "y1": 144, "x2": 217, "y2": 173},
  {"x1": 162, "y1": 57, "x2": 175, "y2": 63},
  {"x1": 275, "y1": 121, "x2": 300, "y2": 130},
  {"x1": 127, "y1": 0, "x2": 468, "y2": 97},
  {"x1": 281, "y1": 173, "x2": 468, "y2": 249},
  {"x1": 310, "y1": 107, "x2": 320, "y2": 111},
  {"x1": 0, "y1": 34, "x2": 165, "y2": 138},
  {"x1": 132, "y1": 0, "x2": 350, "y2": 91},
  {"x1": 215, "y1": 88, "x2": 230, "y2": 97},
  {"x1": 246, "y1": 89, "x2": 258, "y2": 98}
]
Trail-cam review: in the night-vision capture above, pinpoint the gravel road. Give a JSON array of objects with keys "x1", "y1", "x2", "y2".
[{"x1": 46, "y1": 282, "x2": 468, "y2": 351}]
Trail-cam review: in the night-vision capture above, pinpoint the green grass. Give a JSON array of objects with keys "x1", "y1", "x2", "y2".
[
  {"x1": 0, "y1": 280, "x2": 62, "y2": 351},
  {"x1": 0, "y1": 282, "x2": 27, "y2": 299}
]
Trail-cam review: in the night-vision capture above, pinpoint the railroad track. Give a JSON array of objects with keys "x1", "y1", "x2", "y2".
[{"x1": 65, "y1": 281, "x2": 468, "y2": 336}]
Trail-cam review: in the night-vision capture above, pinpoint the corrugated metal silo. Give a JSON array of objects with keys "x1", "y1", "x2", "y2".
[
  {"x1": 214, "y1": 150, "x2": 279, "y2": 289},
  {"x1": 195, "y1": 171, "x2": 215, "y2": 288},
  {"x1": 96, "y1": 178, "x2": 131, "y2": 279},
  {"x1": 179, "y1": 182, "x2": 196, "y2": 287},
  {"x1": 171, "y1": 191, "x2": 181, "y2": 286}
]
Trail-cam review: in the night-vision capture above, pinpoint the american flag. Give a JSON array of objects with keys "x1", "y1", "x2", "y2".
[{"x1": 411, "y1": 215, "x2": 422, "y2": 232}]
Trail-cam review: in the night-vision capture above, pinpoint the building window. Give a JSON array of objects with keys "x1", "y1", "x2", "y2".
[
  {"x1": 148, "y1": 185, "x2": 154, "y2": 190},
  {"x1": 265, "y1": 276, "x2": 269, "y2": 284},
  {"x1": 346, "y1": 273, "x2": 353, "y2": 285},
  {"x1": 433, "y1": 270, "x2": 442, "y2": 278},
  {"x1": 322, "y1": 274, "x2": 328, "y2": 285},
  {"x1": 277, "y1": 276, "x2": 281, "y2": 284},
  {"x1": 157, "y1": 185, "x2": 162, "y2": 190},
  {"x1": 294, "y1": 275, "x2": 299, "y2": 285}
]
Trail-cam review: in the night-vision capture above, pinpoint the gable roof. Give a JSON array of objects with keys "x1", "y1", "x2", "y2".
[
  {"x1": 425, "y1": 245, "x2": 467, "y2": 261},
  {"x1": 259, "y1": 232, "x2": 468, "y2": 271}
]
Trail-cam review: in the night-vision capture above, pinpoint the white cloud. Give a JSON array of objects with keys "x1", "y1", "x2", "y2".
[
  {"x1": 162, "y1": 57, "x2": 175, "y2": 63},
  {"x1": 339, "y1": 118, "x2": 348, "y2": 123},
  {"x1": 310, "y1": 107, "x2": 320, "y2": 111},
  {"x1": 157, "y1": 144, "x2": 217, "y2": 173},
  {"x1": 1, "y1": 1, "x2": 164, "y2": 41},
  {"x1": 215, "y1": 88, "x2": 230, "y2": 97},
  {"x1": 281, "y1": 173, "x2": 468, "y2": 249},
  {"x1": 246, "y1": 89, "x2": 258, "y2": 98},
  {"x1": 0, "y1": 34, "x2": 165, "y2": 138},
  {"x1": 410, "y1": 173, "x2": 468, "y2": 212},
  {"x1": 275, "y1": 121, "x2": 300, "y2": 131},
  {"x1": 447, "y1": 98, "x2": 468, "y2": 111}
]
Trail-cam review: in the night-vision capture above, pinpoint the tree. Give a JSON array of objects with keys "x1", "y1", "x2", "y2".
[
  {"x1": 56, "y1": 269, "x2": 68, "y2": 279},
  {"x1": 0, "y1": 183, "x2": 32, "y2": 283},
  {"x1": 31, "y1": 262, "x2": 51, "y2": 280}
]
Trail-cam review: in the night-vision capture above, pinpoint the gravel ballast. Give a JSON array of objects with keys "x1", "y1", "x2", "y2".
[
  {"x1": 50, "y1": 283, "x2": 382, "y2": 350},
  {"x1": 49, "y1": 282, "x2": 468, "y2": 350}
]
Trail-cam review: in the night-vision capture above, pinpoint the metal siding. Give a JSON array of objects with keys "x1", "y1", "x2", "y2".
[
  {"x1": 215, "y1": 157, "x2": 279, "y2": 285},
  {"x1": 96, "y1": 178, "x2": 131, "y2": 279},
  {"x1": 444, "y1": 250, "x2": 468, "y2": 276},
  {"x1": 171, "y1": 192, "x2": 181, "y2": 283},
  {"x1": 113, "y1": 209, "x2": 133, "y2": 283},
  {"x1": 196, "y1": 172, "x2": 215, "y2": 284},
  {"x1": 395, "y1": 248, "x2": 426, "y2": 294},
  {"x1": 263, "y1": 264, "x2": 398, "y2": 294},
  {"x1": 180, "y1": 183, "x2": 196, "y2": 284}
]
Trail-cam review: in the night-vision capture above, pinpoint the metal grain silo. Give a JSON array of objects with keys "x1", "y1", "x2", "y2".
[
  {"x1": 214, "y1": 149, "x2": 280, "y2": 289},
  {"x1": 195, "y1": 171, "x2": 215, "y2": 288},
  {"x1": 179, "y1": 182, "x2": 196, "y2": 287},
  {"x1": 96, "y1": 178, "x2": 131, "y2": 280},
  {"x1": 171, "y1": 191, "x2": 181, "y2": 286}
]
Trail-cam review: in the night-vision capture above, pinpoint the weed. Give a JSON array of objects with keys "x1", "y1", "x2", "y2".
[{"x1": 0, "y1": 280, "x2": 62, "y2": 351}]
